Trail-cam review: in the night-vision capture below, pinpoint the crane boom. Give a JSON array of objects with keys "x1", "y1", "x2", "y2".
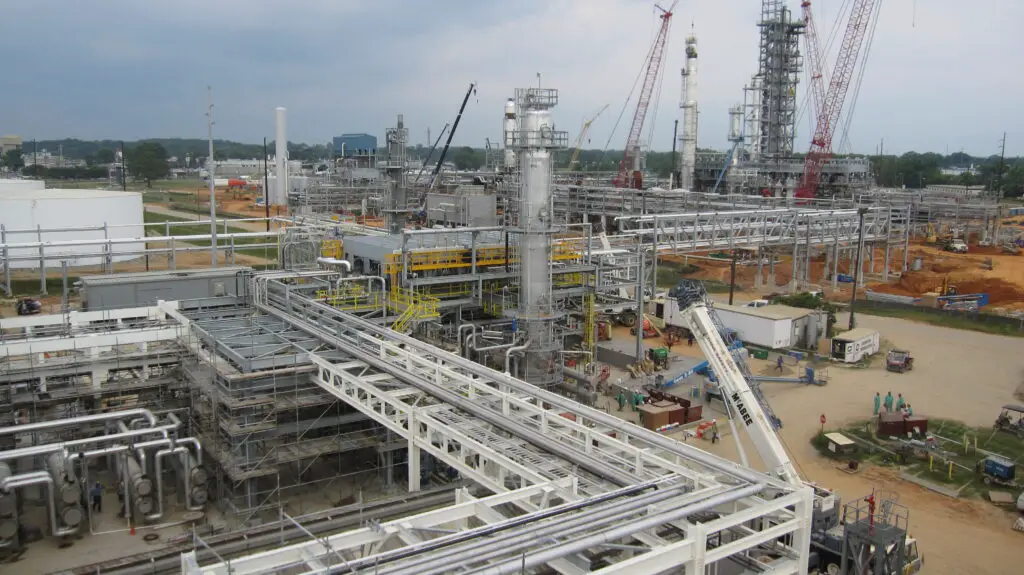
[
  {"x1": 670, "y1": 280, "x2": 802, "y2": 486},
  {"x1": 567, "y1": 104, "x2": 609, "y2": 171},
  {"x1": 796, "y1": 0, "x2": 878, "y2": 198},
  {"x1": 800, "y1": 1, "x2": 826, "y2": 128},
  {"x1": 617, "y1": 2, "x2": 676, "y2": 189}
]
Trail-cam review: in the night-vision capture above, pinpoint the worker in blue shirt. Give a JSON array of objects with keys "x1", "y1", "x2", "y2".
[
  {"x1": 90, "y1": 482, "x2": 104, "y2": 513},
  {"x1": 883, "y1": 391, "x2": 894, "y2": 412},
  {"x1": 873, "y1": 392, "x2": 881, "y2": 416},
  {"x1": 776, "y1": 355, "x2": 784, "y2": 372},
  {"x1": 896, "y1": 393, "x2": 906, "y2": 411}
]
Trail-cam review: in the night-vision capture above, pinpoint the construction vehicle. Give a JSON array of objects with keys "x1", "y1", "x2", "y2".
[
  {"x1": 885, "y1": 349, "x2": 914, "y2": 373},
  {"x1": 15, "y1": 298, "x2": 41, "y2": 316},
  {"x1": 942, "y1": 238, "x2": 968, "y2": 253},
  {"x1": 994, "y1": 405, "x2": 1024, "y2": 439},
  {"x1": 670, "y1": 279, "x2": 922, "y2": 574},
  {"x1": 629, "y1": 317, "x2": 658, "y2": 338}
]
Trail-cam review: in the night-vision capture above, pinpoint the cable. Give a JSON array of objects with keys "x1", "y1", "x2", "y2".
[{"x1": 837, "y1": 0, "x2": 883, "y2": 154}]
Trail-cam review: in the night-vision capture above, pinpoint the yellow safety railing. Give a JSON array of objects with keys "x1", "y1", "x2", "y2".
[
  {"x1": 389, "y1": 288, "x2": 440, "y2": 333},
  {"x1": 382, "y1": 241, "x2": 583, "y2": 278},
  {"x1": 583, "y1": 290, "x2": 596, "y2": 364},
  {"x1": 315, "y1": 289, "x2": 383, "y2": 313}
]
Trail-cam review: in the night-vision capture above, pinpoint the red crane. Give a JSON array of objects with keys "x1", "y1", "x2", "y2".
[
  {"x1": 616, "y1": 2, "x2": 676, "y2": 190},
  {"x1": 801, "y1": 1, "x2": 826, "y2": 129},
  {"x1": 796, "y1": 0, "x2": 878, "y2": 199}
]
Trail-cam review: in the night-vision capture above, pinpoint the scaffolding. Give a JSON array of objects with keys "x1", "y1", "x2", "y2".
[{"x1": 173, "y1": 299, "x2": 385, "y2": 524}]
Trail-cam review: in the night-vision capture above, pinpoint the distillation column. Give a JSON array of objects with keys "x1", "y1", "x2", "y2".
[
  {"x1": 503, "y1": 99, "x2": 517, "y2": 174},
  {"x1": 274, "y1": 107, "x2": 288, "y2": 206},
  {"x1": 511, "y1": 88, "x2": 567, "y2": 389},
  {"x1": 385, "y1": 115, "x2": 409, "y2": 235},
  {"x1": 679, "y1": 34, "x2": 698, "y2": 190}
]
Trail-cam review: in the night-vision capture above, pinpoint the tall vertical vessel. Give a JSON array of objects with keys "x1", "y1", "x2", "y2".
[
  {"x1": 385, "y1": 114, "x2": 408, "y2": 234},
  {"x1": 274, "y1": 107, "x2": 288, "y2": 206},
  {"x1": 502, "y1": 99, "x2": 517, "y2": 173},
  {"x1": 679, "y1": 34, "x2": 699, "y2": 190},
  {"x1": 510, "y1": 88, "x2": 567, "y2": 388}
]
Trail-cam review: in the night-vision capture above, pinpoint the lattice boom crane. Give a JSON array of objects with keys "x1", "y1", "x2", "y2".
[
  {"x1": 796, "y1": 0, "x2": 878, "y2": 199},
  {"x1": 617, "y1": 1, "x2": 676, "y2": 190}
]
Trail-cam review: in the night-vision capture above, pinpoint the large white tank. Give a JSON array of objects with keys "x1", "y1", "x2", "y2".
[
  {"x1": 0, "y1": 179, "x2": 45, "y2": 194},
  {"x1": 0, "y1": 189, "x2": 145, "y2": 268}
]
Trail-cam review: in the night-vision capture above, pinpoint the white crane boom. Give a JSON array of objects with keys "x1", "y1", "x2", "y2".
[{"x1": 670, "y1": 280, "x2": 802, "y2": 486}]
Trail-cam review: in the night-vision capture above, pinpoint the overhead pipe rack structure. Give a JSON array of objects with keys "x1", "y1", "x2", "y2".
[{"x1": 172, "y1": 271, "x2": 813, "y2": 573}]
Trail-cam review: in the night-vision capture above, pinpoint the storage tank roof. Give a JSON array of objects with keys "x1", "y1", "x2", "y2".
[{"x1": 0, "y1": 188, "x2": 141, "y2": 200}]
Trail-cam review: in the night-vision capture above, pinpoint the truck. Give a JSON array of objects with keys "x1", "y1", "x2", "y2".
[
  {"x1": 669, "y1": 280, "x2": 922, "y2": 574},
  {"x1": 830, "y1": 328, "x2": 880, "y2": 363},
  {"x1": 943, "y1": 238, "x2": 968, "y2": 253}
]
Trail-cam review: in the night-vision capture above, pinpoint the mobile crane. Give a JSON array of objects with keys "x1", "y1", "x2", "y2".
[{"x1": 669, "y1": 279, "x2": 923, "y2": 574}]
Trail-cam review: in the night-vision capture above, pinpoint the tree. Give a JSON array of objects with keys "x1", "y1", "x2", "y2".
[
  {"x1": 125, "y1": 142, "x2": 169, "y2": 187},
  {"x1": 2, "y1": 148, "x2": 24, "y2": 172},
  {"x1": 94, "y1": 148, "x2": 116, "y2": 165}
]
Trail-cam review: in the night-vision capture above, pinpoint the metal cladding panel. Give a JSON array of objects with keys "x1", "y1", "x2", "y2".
[
  {"x1": 82, "y1": 270, "x2": 245, "y2": 310},
  {"x1": 0, "y1": 190, "x2": 144, "y2": 268},
  {"x1": 333, "y1": 134, "x2": 378, "y2": 157},
  {"x1": 714, "y1": 306, "x2": 789, "y2": 349}
]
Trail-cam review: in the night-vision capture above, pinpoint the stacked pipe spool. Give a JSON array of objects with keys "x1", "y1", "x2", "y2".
[
  {"x1": 125, "y1": 455, "x2": 155, "y2": 516},
  {"x1": 186, "y1": 453, "x2": 208, "y2": 507},
  {"x1": 45, "y1": 453, "x2": 83, "y2": 530},
  {"x1": 0, "y1": 462, "x2": 18, "y2": 545}
]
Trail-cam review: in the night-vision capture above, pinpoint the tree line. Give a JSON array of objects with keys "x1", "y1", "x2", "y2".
[{"x1": 6, "y1": 138, "x2": 1022, "y2": 197}]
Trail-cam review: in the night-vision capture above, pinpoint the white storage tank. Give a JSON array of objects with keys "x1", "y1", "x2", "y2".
[
  {"x1": 0, "y1": 179, "x2": 45, "y2": 194},
  {"x1": 0, "y1": 188, "x2": 145, "y2": 268}
]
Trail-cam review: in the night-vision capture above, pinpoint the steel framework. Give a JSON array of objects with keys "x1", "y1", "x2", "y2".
[{"x1": 170, "y1": 271, "x2": 813, "y2": 573}]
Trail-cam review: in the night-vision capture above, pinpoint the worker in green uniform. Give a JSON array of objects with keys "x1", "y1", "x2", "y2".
[
  {"x1": 896, "y1": 393, "x2": 906, "y2": 411},
  {"x1": 615, "y1": 390, "x2": 626, "y2": 411},
  {"x1": 632, "y1": 391, "x2": 644, "y2": 411},
  {"x1": 873, "y1": 392, "x2": 881, "y2": 416},
  {"x1": 883, "y1": 391, "x2": 894, "y2": 412},
  {"x1": 906, "y1": 404, "x2": 913, "y2": 417}
]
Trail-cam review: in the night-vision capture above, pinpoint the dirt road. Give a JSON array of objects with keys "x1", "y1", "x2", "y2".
[{"x1": 651, "y1": 311, "x2": 1024, "y2": 573}]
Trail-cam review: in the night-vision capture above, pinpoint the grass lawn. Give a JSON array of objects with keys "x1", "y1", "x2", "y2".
[
  {"x1": 143, "y1": 211, "x2": 278, "y2": 260},
  {"x1": 814, "y1": 417, "x2": 1024, "y2": 500},
  {"x1": 849, "y1": 303, "x2": 1024, "y2": 338}
]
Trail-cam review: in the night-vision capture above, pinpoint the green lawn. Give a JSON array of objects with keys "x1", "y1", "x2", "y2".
[
  {"x1": 143, "y1": 211, "x2": 278, "y2": 260},
  {"x1": 814, "y1": 418, "x2": 1024, "y2": 500},
  {"x1": 849, "y1": 303, "x2": 1024, "y2": 338}
]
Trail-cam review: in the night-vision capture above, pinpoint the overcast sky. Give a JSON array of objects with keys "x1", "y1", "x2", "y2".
[{"x1": 3, "y1": 0, "x2": 1020, "y2": 156}]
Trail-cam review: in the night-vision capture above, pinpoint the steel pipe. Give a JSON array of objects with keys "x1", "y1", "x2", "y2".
[
  {"x1": 2, "y1": 471, "x2": 79, "y2": 537},
  {"x1": 0, "y1": 408, "x2": 158, "y2": 437},
  {"x1": 376, "y1": 482, "x2": 713, "y2": 575},
  {"x1": 504, "y1": 338, "x2": 530, "y2": 374},
  {"x1": 464, "y1": 483, "x2": 765, "y2": 575},
  {"x1": 294, "y1": 293, "x2": 774, "y2": 486},
  {"x1": 0, "y1": 423, "x2": 180, "y2": 463}
]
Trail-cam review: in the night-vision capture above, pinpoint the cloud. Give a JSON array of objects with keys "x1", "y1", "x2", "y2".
[{"x1": 2, "y1": 0, "x2": 1021, "y2": 155}]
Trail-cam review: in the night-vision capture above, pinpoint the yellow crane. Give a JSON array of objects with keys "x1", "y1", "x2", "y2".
[{"x1": 567, "y1": 104, "x2": 609, "y2": 171}]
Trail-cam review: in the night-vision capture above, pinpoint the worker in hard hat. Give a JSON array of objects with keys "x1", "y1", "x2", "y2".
[
  {"x1": 896, "y1": 393, "x2": 906, "y2": 412},
  {"x1": 906, "y1": 403, "x2": 913, "y2": 417},
  {"x1": 615, "y1": 390, "x2": 626, "y2": 411},
  {"x1": 883, "y1": 391, "x2": 894, "y2": 412},
  {"x1": 873, "y1": 392, "x2": 881, "y2": 417}
]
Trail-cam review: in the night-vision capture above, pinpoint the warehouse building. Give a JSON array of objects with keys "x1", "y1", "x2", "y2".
[{"x1": 713, "y1": 303, "x2": 826, "y2": 350}]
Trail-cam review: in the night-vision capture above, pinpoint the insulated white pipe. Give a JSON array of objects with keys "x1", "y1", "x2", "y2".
[
  {"x1": 0, "y1": 422, "x2": 179, "y2": 463},
  {"x1": 504, "y1": 338, "x2": 531, "y2": 374},
  {"x1": 2, "y1": 472, "x2": 79, "y2": 537},
  {"x1": 275, "y1": 107, "x2": 287, "y2": 206},
  {"x1": 0, "y1": 409, "x2": 158, "y2": 437}
]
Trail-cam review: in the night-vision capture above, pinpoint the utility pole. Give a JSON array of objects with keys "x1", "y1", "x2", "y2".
[
  {"x1": 996, "y1": 132, "x2": 1007, "y2": 200},
  {"x1": 635, "y1": 246, "x2": 646, "y2": 364},
  {"x1": 848, "y1": 207, "x2": 868, "y2": 330},
  {"x1": 207, "y1": 86, "x2": 217, "y2": 267},
  {"x1": 728, "y1": 250, "x2": 738, "y2": 305},
  {"x1": 120, "y1": 141, "x2": 127, "y2": 191}
]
